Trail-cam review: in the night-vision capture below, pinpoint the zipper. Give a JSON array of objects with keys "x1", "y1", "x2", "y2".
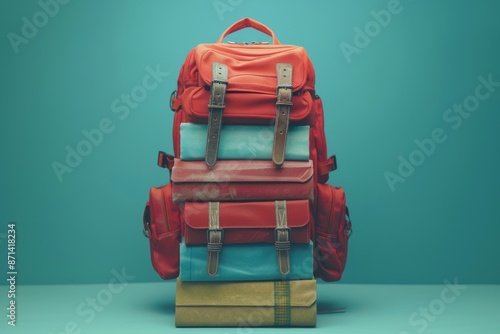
[{"x1": 228, "y1": 41, "x2": 270, "y2": 45}]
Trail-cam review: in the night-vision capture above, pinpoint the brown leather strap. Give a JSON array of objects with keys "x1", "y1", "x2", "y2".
[
  {"x1": 275, "y1": 200, "x2": 290, "y2": 275},
  {"x1": 273, "y1": 63, "x2": 293, "y2": 166},
  {"x1": 207, "y1": 202, "x2": 223, "y2": 276},
  {"x1": 206, "y1": 63, "x2": 228, "y2": 168}
]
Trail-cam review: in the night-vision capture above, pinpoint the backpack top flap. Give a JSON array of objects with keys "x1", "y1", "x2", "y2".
[
  {"x1": 193, "y1": 17, "x2": 315, "y2": 94},
  {"x1": 175, "y1": 18, "x2": 317, "y2": 124},
  {"x1": 193, "y1": 43, "x2": 315, "y2": 94}
]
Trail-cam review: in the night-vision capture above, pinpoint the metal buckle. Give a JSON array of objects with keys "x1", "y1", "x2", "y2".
[
  {"x1": 209, "y1": 80, "x2": 227, "y2": 109},
  {"x1": 276, "y1": 84, "x2": 293, "y2": 95},
  {"x1": 207, "y1": 228, "x2": 224, "y2": 242},
  {"x1": 208, "y1": 102, "x2": 225, "y2": 109},
  {"x1": 276, "y1": 85, "x2": 293, "y2": 106},
  {"x1": 274, "y1": 227, "x2": 291, "y2": 240},
  {"x1": 211, "y1": 79, "x2": 228, "y2": 85}
]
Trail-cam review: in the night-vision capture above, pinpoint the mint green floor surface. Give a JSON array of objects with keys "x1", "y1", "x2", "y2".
[{"x1": 1, "y1": 282, "x2": 498, "y2": 334}]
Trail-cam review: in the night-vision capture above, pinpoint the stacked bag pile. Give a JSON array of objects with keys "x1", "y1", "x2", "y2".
[{"x1": 142, "y1": 18, "x2": 352, "y2": 327}]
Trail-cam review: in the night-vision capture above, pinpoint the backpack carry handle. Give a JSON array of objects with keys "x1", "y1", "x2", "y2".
[{"x1": 216, "y1": 17, "x2": 281, "y2": 45}]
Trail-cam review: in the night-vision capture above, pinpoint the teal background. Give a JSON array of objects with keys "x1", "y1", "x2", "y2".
[
  {"x1": 2, "y1": 282, "x2": 499, "y2": 333},
  {"x1": 1, "y1": 0, "x2": 499, "y2": 286}
]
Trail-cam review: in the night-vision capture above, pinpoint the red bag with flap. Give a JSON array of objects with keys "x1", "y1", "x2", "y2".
[
  {"x1": 170, "y1": 17, "x2": 336, "y2": 176},
  {"x1": 184, "y1": 200, "x2": 312, "y2": 245},
  {"x1": 170, "y1": 159, "x2": 314, "y2": 203}
]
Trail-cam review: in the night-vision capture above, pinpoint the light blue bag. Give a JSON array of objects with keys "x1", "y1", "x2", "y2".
[
  {"x1": 180, "y1": 241, "x2": 314, "y2": 282},
  {"x1": 180, "y1": 123, "x2": 310, "y2": 161}
]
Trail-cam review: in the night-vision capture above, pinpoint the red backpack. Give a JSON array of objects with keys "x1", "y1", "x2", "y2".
[{"x1": 143, "y1": 18, "x2": 352, "y2": 282}]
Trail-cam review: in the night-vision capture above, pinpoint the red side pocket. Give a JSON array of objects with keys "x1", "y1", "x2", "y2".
[
  {"x1": 143, "y1": 184, "x2": 181, "y2": 280},
  {"x1": 314, "y1": 183, "x2": 352, "y2": 282},
  {"x1": 312, "y1": 96, "x2": 329, "y2": 184}
]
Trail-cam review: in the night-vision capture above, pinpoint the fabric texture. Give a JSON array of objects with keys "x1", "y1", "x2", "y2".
[
  {"x1": 175, "y1": 279, "x2": 316, "y2": 327},
  {"x1": 179, "y1": 241, "x2": 314, "y2": 281},
  {"x1": 180, "y1": 123, "x2": 310, "y2": 161}
]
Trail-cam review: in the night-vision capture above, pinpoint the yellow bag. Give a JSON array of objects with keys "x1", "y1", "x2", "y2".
[{"x1": 175, "y1": 279, "x2": 316, "y2": 327}]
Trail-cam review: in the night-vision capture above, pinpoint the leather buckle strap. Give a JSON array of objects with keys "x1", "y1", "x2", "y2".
[
  {"x1": 273, "y1": 63, "x2": 293, "y2": 167},
  {"x1": 206, "y1": 63, "x2": 228, "y2": 168},
  {"x1": 274, "y1": 227, "x2": 291, "y2": 252},
  {"x1": 206, "y1": 228, "x2": 224, "y2": 243},
  {"x1": 274, "y1": 200, "x2": 290, "y2": 275},
  {"x1": 207, "y1": 202, "x2": 223, "y2": 276},
  {"x1": 276, "y1": 85, "x2": 293, "y2": 101}
]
